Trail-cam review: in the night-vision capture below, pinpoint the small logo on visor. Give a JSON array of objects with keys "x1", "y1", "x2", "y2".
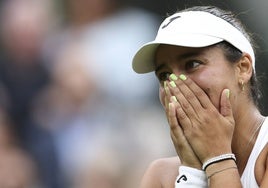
[{"x1": 162, "y1": 15, "x2": 181, "y2": 29}]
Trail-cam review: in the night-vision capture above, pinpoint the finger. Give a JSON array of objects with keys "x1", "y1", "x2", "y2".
[
  {"x1": 164, "y1": 81, "x2": 172, "y2": 110},
  {"x1": 168, "y1": 99, "x2": 202, "y2": 168},
  {"x1": 168, "y1": 81, "x2": 197, "y2": 121},
  {"x1": 163, "y1": 81, "x2": 172, "y2": 120},
  {"x1": 220, "y1": 89, "x2": 233, "y2": 119},
  {"x1": 168, "y1": 101, "x2": 180, "y2": 131},
  {"x1": 175, "y1": 101, "x2": 192, "y2": 130},
  {"x1": 168, "y1": 100, "x2": 188, "y2": 142},
  {"x1": 159, "y1": 86, "x2": 165, "y2": 107},
  {"x1": 174, "y1": 79, "x2": 203, "y2": 114},
  {"x1": 177, "y1": 75, "x2": 213, "y2": 109}
]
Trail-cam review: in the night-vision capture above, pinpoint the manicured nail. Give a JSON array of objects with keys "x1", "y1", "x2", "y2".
[
  {"x1": 169, "y1": 74, "x2": 178, "y2": 81},
  {"x1": 226, "y1": 89, "x2": 230, "y2": 98},
  {"x1": 164, "y1": 81, "x2": 169, "y2": 94},
  {"x1": 169, "y1": 102, "x2": 173, "y2": 110},
  {"x1": 164, "y1": 81, "x2": 167, "y2": 88},
  {"x1": 170, "y1": 81, "x2": 176, "y2": 88},
  {"x1": 179, "y1": 74, "x2": 187, "y2": 81},
  {"x1": 171, "y1": 96, "x2": 177, "y2": 102}
]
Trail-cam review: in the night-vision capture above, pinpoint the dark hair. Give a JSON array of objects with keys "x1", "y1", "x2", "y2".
[{"x1": 179, "y1": 6, "x2": 262, "y2": 107}]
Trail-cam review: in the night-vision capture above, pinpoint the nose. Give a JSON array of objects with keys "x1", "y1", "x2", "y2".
[{"x1": 170, "y1": 68, "x2": 184, "y2": 79}]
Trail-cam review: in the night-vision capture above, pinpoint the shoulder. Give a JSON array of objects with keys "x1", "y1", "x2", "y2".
[
  {"x1": 140, "y1": 156, "x2": 180, "y2": 188},
  {"x1": 255, "y1": 143, "x2": 268, "y2": 186}
]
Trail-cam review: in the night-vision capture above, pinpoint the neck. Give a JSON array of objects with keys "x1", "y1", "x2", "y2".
[{"x1": 231, "y1": 104, "x2": 264, "y2": 175}]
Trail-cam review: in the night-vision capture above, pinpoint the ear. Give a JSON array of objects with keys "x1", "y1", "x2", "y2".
[{"x1": 236, "y1": 53, "x2": 253, "y2": 84}]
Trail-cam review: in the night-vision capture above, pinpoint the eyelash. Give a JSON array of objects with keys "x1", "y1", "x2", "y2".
[
  {"x1": 156, "y1": 60, "x2": 203, "y2": 82},
  {"x1": 184, "y1": 60, "x2": 202, "y2": 71},
  {"x1": 157, "y1": 72, "x2": 171, "y2": 82}
]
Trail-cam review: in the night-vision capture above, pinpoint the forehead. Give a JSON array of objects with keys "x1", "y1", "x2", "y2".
[{"x1": 156, "y1": 44, "x2": 210, "y2": 57}]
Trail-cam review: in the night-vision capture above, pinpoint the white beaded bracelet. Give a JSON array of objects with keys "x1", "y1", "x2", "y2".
[{"x1": 202, "y1": 153, "x2": 236, "y2": 171}]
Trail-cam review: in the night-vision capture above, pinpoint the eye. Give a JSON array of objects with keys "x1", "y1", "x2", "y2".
[
  {"x1": 185, "y1": 60, "x2": 202, "y2": 71},
  {"x1": 157, "y1": 72, "x2": 171, "y2": 82}
]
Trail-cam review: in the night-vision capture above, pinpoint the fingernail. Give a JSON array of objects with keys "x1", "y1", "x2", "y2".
[
  {"x1": 169, "y1": 102, "x2": 173, "y2": 109},
  {"x1": 164, "y1": 81, "x2": 169, "y2": 93},
  {"x1": 171, "y1": 96, "x2": 177, "y2": 102},
  {"x1": 169, "y1": 74, "x2": 178, "y2": 81},
  {"x1": 226, "y1": 89, "x2": 230, "y2": 98},
  {"x1": 170, "y1": 81, "x2": 176, "y2": 88},
  {"x1": 164, "y1": 81, "x2": 167, "y2": 88},
  {"x1": 179, "y1": 74, "x2": 187, "y2": 81}
]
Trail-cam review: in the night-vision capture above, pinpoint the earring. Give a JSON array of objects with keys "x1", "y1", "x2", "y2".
[{"x1": 240, "y1": 80, "x2": 245, "y2": 91}]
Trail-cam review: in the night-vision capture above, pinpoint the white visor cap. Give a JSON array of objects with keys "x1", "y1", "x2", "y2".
[{"x1": 132, "y1": 11, "x2": 255, "y2": 73}]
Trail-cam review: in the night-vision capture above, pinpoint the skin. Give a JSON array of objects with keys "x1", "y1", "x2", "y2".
[{"x1": 140, "y1": 44, "x2": 268, "y2": 188}]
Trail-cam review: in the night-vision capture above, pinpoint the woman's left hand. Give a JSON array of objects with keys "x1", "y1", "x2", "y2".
[{"x1": 167, "y1": 75, "x2": 235, "y2": 163}]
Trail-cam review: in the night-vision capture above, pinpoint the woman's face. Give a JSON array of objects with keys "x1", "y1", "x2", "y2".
[{"x1": 155, "y1": 44, "x2": 238, "y2": 111}]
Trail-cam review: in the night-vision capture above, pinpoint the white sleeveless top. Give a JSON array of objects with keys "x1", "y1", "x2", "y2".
[{"x1": 240, "y1": 117, "x2": 268, "y2": 187}]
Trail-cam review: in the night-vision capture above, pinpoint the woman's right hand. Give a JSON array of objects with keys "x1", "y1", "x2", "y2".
[{"x1": 162, "y1": 81, "x2": 202, "y2": 169}]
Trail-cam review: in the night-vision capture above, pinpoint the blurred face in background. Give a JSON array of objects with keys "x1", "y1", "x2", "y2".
[
  {"x1": 0, "y1": 0, "x2": 51, "y2": 62},
  {"x1": 65, "y1": 0, "x2": 117, "y2": 26}
]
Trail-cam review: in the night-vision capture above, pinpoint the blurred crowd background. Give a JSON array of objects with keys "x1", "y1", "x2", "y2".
[{"x1": 0, "y1": 0, "x2": 267, "y2": 188}]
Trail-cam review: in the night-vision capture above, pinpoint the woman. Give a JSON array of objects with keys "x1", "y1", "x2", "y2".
[{"x1": 132, "y1": 6, "x2": 268, "y2": 188}]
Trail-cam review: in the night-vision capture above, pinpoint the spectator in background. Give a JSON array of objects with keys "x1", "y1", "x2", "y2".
[
  {"x1": 32, "y1": 41, "x2": 104, "y2": 186},
  {"x1": 0, "y1": 0, "x2": 62, "y2": 187},
  {"x1": 46, "y1": 0, "x2": 160, "y2": 105},
  {"x1": 0, "y1": 109, "x2": 39, "y2": 188},
  {"x1": 40, "y1": 0, "x2": 174, "y2": 187}
]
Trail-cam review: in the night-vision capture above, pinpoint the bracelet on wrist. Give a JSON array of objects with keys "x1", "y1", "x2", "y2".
[
  {"x1": 202, "y1": 153, "x2": 236, "y2": 171},
  {"x1": 207, "y1": 166, "x2": 237, "y2": 179}
]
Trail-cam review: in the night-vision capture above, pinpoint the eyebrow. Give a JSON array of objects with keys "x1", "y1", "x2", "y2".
[
  {"x1": 154, "y1": 51, "x2": 203, "y2": 74},
  {"x1": 178, "y1": 51, "x2": 203, "y2": 61}
]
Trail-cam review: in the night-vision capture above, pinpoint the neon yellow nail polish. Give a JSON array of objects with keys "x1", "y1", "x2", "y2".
[
  {"x1": 169, "y1": 74, "x2": 178, "y2": 81},
  {"x1": 169, "y1": 102, "x2": 173, "y2": 109},
  {"x1": 171, "y1": 96, "x2": 177, "y2": 102},
  {"x1": 164, "y1": 81, "x2": 167, "y2": 88},
  {"x1": 164, "y1": 81, "x2": 169, "y2": 93},
  {"x1": 179, "y1": 74, "x2": 187, "y2": 81},
  {"x1": 170, "y1": 81, "x2": 176, "y2": 88},
  {"x1": 226, "y1": 89, "x2": 230, "y2": 98}
]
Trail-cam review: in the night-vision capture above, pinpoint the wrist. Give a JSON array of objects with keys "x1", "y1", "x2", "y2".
[
  {"x1": 181, "y1": 162, "x2": 202, "y2": 170},
  {"x1": 205, "y1": 159, "x2": 237, "y2": 176},
  {"x1": 202, "y1": 153, "x2": 236, "y2": 171},
  {"x1": 175, "y1": 166, "x2": 207, "y2": 188}
]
